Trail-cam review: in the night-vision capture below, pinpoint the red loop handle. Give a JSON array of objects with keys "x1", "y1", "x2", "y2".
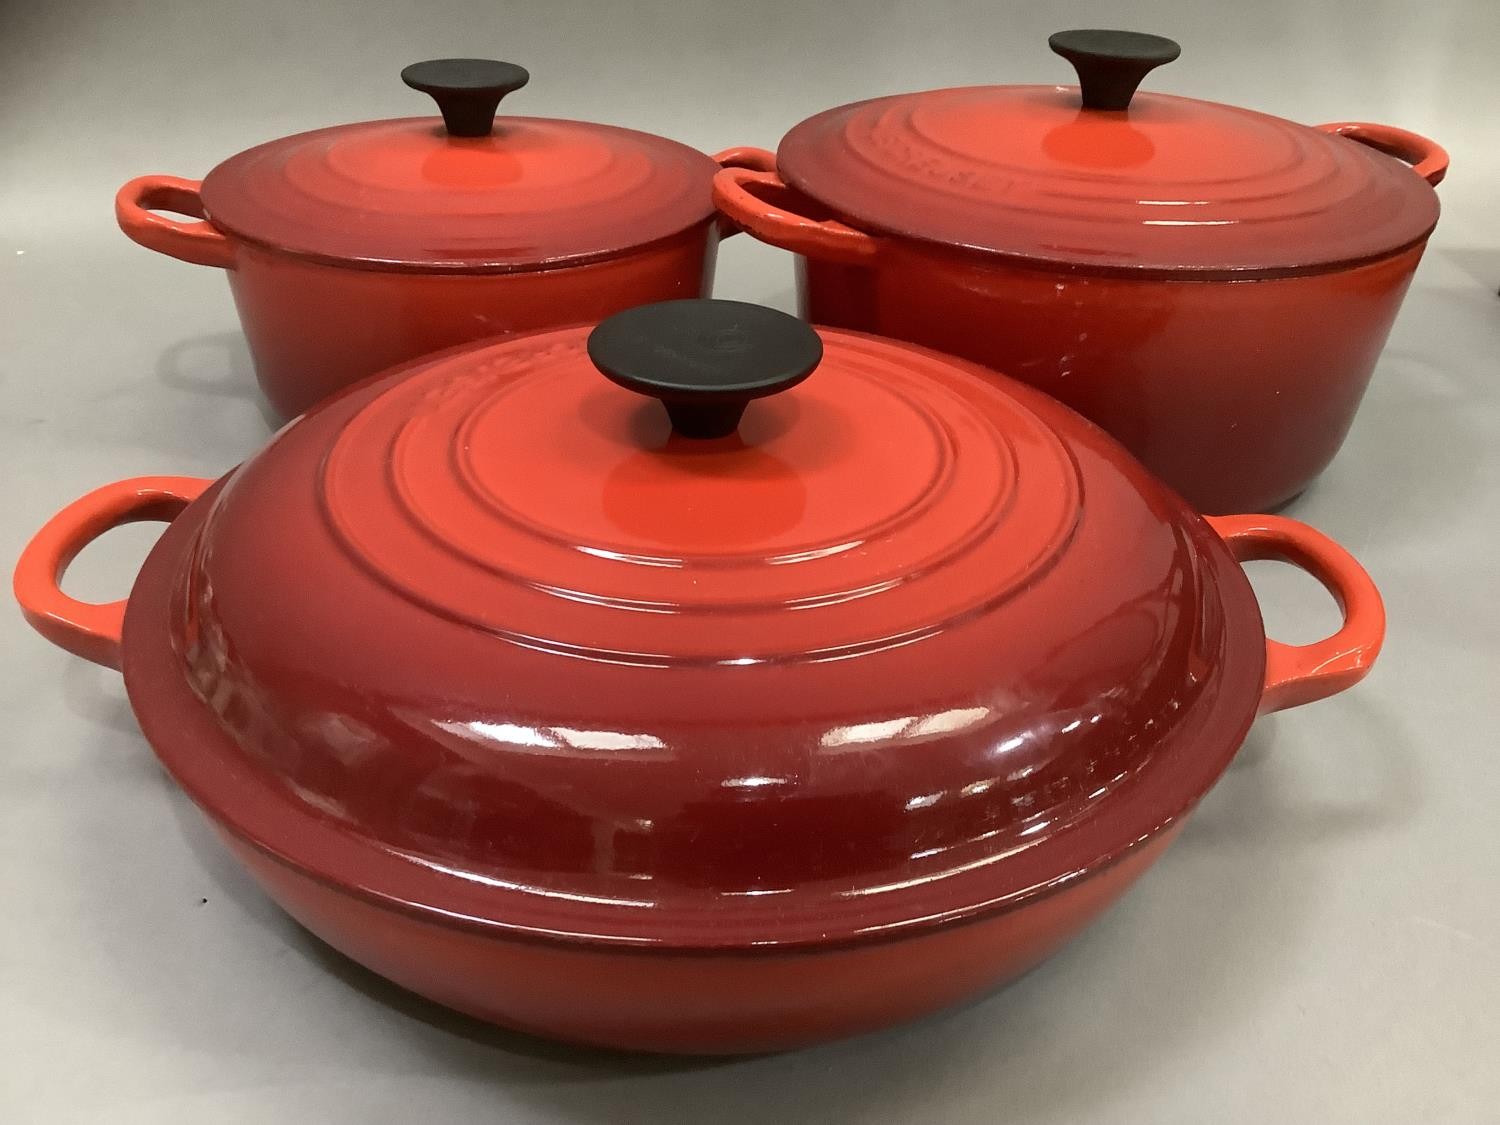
[
  {"x1": 115, "y1": 175, "x2": 237, "y2": 269},
  {"x1": 711, "y1": 146, "x2": 778, "y2": 174},
  {"x1": 14, "y1": 477, "x2": 211, "y2": 671},
  {"x1": 712, "y1": 165, "x2": 881, "y2": 265},
  {"x1": 1316, "y1": 121, "x2": 1448, "y2": 187},
  {"x1": 1206, "y1": 514, "x2": 1385, "y2": 715},
  {"x1": 710, "y1": 148, "x2": 781, "y2": 239}
]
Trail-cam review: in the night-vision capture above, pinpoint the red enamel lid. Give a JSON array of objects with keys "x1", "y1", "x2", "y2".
[
  {"x1": 197, "y1": 59, "x2": 721, "y2": 272},
  {"x1": 776, "y1": 31, "x2": 1440, "y2": 277},
  {"x1": 138, "y1": 300, "x2": 1265, "y2": 947}
]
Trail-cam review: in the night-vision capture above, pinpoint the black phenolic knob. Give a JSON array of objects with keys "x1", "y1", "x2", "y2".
[
  {"x1": 587, "y1": 300, "x2": 824, "y2": 440},
  {"x1": 401, "y1": 58, "x2": 530, "y2": 137},
  {"x1": 1049, "y1": 30, "x2": 1181, "y2": 111}
]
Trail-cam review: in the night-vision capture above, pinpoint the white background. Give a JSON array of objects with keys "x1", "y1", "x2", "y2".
[{"x1": 2, "y1": 1, "x2": 1497, "y2": 1121}]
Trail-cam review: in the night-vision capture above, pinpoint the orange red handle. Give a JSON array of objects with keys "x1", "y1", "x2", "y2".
[
  {"x1": 115, "y1": 175, "x2": 237, "y2": 268},
  {"x1": 1315, "y1": 121, "x2": 1448, "y2": 187},
  {"x1": 712, "y1": 165, "x2": 881, "y2": 265},
  {"x1": 711, "y1": 147, "x2": 778, "y2": 174},
  {"x1": 1206, "y1": 514, "x2": 1385, "y2": 715},
  {"x1": 710, "y1": 148, "x2": 781, "y2": 239},
  {"x1": 14, "y1": 477, "x2": 212, "y2": 671}
]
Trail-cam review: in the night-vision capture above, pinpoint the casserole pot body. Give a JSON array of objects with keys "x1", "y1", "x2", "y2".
[
  {"x1": 110, "y1": 472, "x2": 1206, "y2": 1055},
  {"x1": 796, "y1": 240, "x2": 1426, "y2": 513},
  {"x1": 221, "y1": 822, "x2": 1178, "y2": 1053},
  {"x1": 117, "y1": 60, "x2": 776, "y2": 420},
  {"x1": 712, "y1": 32, "x2": 1445, "y2": 514},
  {"x1": 16, "y1": 306, "x2": 1385, "y2": 1054},
  {"x1": 226, "y1": 227, "x2": 719, "y2": 420}
]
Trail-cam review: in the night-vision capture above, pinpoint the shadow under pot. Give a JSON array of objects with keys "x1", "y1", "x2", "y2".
[
  {"x1": 15, "y1": 301, "x2": 1384, "y2": 1053},
  {"x1": 713, "y1": 29, "x2": 1448, "y2": 514},
  {"x1": 117, "y1": 58, "x2": 775, "y2": 420}
]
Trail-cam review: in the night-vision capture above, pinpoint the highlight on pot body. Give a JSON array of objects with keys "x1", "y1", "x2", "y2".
[
  {"x1": 15, "y1": 299, "x2": 1383, "y2": 1053},
  {"x1": 114, "y1": 58, "x2": 778, "y2": 419},
  {"x1": 713, "y1": 29, "x2": 1448, "y2": 514}
]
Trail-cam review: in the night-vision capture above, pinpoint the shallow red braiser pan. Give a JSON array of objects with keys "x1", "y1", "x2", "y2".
[
  {"x1": 15, "y1": 301, "x2": 1384, "y2": 1053},
  {"x1": 116, "y1": 57, "x2": 774, "y2": 419},
  {"x1": 714, "y1": 30, "x2": 1447, "y2": 513}
]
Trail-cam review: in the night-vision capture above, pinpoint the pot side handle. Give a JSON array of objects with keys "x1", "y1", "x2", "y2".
[
  {"x1": 13, "y1": 477, "x2": 211, "y2": 671},
  {"x1": 1315, "y1": 122, "x2": 1449, "y2": 187},
  {"x1": 712, "y1": 165, "x2": 881, "y2": 265},
  {"x1": 115, "y1": 175, "x2": 237, "y2": 268},
  {"x1": 710, "y1": 148, "x2": 780, "y2": 239},
  {"x1": 1205, "y1": 515, "x2": 1386, "y2": 715},
  {"x1": 711, "y1": 147, "x2": 779, "y2": 174}
]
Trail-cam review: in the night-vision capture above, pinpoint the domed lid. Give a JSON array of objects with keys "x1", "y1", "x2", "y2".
[
  {"x1": 150, "y1": 300, "x2": 1265, "y2": 947},
  {"x1": 197, "y1": 59, "x2": 721, "y2": 272},
  {"x1": 776, "y1": 30, "x2": 1440, "y2": 277}
]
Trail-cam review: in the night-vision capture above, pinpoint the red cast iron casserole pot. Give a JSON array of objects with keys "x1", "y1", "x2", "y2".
[
  {"x1": 116, "y1": 57, "x2": 776, "y2": 420},
  {"x1": 15, "y1": 300, "x2": 1384, "y2": 1054},
  {"x1": 713, "y1": 30, "x2": 1448, "y2": 514}
]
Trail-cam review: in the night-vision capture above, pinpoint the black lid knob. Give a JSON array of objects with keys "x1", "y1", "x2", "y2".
[
  {"x1": 1049, "y1": 30, "x2": 1180, "y2": 111},
  {"x1": 401, "y1": 58, "x2": 530, "y2": 137},
  {"x1": 588, "y1": 300, "x2": 823, "y2": 440}
]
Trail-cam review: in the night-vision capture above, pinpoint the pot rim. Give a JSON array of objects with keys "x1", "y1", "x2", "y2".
[{"x1": 122, "y1": 478, "x2": 1267, "y2": 954}]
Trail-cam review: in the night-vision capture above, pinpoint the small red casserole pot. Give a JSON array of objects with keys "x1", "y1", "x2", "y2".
[
  {"x1": 713, "y1": 30, "x2": 1447, "y2": 513},
  {"x1": 15, "y1": 301, "x2": 1383, "y2": 1054},
  {"x1": 116, "y1": 58, "x2": 774, "y2": 419}
]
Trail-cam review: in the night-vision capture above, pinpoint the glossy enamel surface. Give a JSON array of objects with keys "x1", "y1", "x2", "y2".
[
  {"x1": 777, "y1": 85, "x2": 1441, "y2": 277},
  {"x1": 225, "y1": 228, "x2": 719, "y2": 419},
  {"x1": 114, "y1": 62, "x2": 777, "y2": 417},
  {"x1": 10, "y1": 477, "x2": 208, "y2": 670},
  {"x1": 217, "y1": 822, "x2": 1178, "y2": 1052},
  {"x1": 129, "y1": 324, "x2": 1266, "y2": 948},
  {"x1": 797, "y1": 242, "x2": 1426, "y2": 513},
  {"x1": 711, "y1": 31, "x2": 1445, "y2": 513},
  {"x1": 16, "y1": 310, "x2": 1385, "y2": 1051},
  {"x1": 114, "y1": 166, "x2": 769, "y2": 421},
  {"x1": 201, "y1": 116, "x2": 723, "y2": 271}
]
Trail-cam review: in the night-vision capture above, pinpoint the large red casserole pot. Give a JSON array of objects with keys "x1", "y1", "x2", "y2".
[
  {"x1": 15, "y1": 301, "x2": 1383, "y2": 1054},
  {"x1": 116, "y1": 58, "x2": 774, "y2": 419},
  {"x1": 713, "y1": 30, "x2": 1447, "y2": 514}
]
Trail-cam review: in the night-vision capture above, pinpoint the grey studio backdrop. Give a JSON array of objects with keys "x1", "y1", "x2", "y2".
[{"x1": 1, "y1": 1, "x2": 1497, "y2": 1122}]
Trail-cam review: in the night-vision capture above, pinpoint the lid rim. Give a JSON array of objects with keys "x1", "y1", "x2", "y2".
[
  {"x1": 206, "y1": 212, "x2": 716, "y2": 275},
  {"x1": 211, "y1": 799, "x2": 1184, "y2": 953},
  {"x1": 781, "y1": 164, "x2": 1437, "y2": 280}
]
